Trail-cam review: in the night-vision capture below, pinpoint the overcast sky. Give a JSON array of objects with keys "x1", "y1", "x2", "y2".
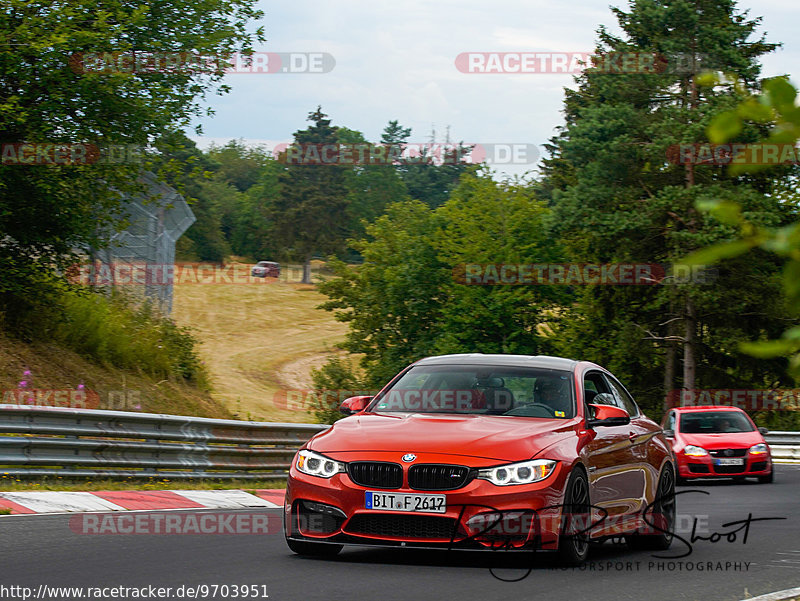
[{"x1": 190, "y1": 0, "x2": 799, "y2": 178}]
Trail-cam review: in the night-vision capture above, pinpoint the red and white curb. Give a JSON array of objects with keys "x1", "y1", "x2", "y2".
[{"x1": 0, "y1": 489, "x2": 286, "y2": 514}]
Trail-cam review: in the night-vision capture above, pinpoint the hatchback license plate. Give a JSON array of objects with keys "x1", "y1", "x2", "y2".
[
  {"x1": 365, "y1": 491, "x2": 446, "y2": 513},
  {"x1": 715, "y1": 458, "x2": 744, "y2": 466}
]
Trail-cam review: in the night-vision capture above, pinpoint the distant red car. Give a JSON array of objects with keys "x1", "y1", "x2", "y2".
[
  {"x1": 661, "y1": 406, "x2": 772, "y2": 484},
  {"x1": 284, "y1": 354, "x2": 676, "y2": 564}
]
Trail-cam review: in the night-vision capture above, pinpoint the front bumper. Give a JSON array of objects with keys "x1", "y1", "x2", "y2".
[
  {"x1": 676, "y1": 452, "x2": 771, "y2": 479},
  {"x1": 284, "y1": 457, "x2": 571, "y2": 551}
]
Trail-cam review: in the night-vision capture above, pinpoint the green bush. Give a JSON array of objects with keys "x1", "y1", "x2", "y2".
[
  {"x1": 52, "y1": 288, "x2": 207, "y2": 385},
  {"x1": 310, "y1": 355, "x2": 368, "y2": 424}
]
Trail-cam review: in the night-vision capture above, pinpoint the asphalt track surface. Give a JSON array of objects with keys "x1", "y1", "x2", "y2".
[{"x1": 2, "y1": 466, "x2": 799, "y2": 601}]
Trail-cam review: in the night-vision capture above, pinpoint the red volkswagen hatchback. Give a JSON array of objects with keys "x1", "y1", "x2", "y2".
[
  {"x1": 661, "y1": 406, "x2": 773, "y2": 484},
  {"x1": 284, "y1": 354, "x2": 676, "y2": 564}
]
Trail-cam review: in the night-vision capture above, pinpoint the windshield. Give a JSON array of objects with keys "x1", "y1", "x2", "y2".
[
  {"x1": 678, "y1": 411, "x2": 755, "y2": 434},
  {"x1": 369, "y1": 364, "x2": 575, "y2": 418}
]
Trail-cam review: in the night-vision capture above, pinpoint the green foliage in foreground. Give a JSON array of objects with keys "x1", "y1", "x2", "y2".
[{"x1": 688, "y1": 75, "x2": 800, "y2": 379}]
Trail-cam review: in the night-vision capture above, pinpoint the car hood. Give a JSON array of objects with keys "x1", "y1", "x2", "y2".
[
  {"x1": 679, "y1": 430, "x2": 764, "y2": 449},
  {"x1": 308, "y1": 412, "x2": 577, "y2": 462}
]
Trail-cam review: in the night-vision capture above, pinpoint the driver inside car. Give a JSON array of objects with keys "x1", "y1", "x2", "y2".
[{"x1": 532, "y1": 376, "x2": 572, "y2": 417}]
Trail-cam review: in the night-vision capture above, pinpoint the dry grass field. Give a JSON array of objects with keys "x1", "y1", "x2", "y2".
[{"x1": 171, "y1": 261, "x2": 349, "y2": 423}]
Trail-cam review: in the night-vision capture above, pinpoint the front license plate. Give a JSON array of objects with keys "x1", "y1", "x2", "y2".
[
  {"x1": 715, "y1": 458, "x2": 744, "y2": 466},
  {"x1": 365, "y1": 491, "x2": 446, "y2": 513}
]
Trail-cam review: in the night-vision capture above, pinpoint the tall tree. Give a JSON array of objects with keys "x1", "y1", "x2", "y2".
[
  {"x1": 542, "y1": 0, "x2": 794, "y2": 413},
  {"x1": 153, "y1": 132, "x2": 231, "y2": 262},
  {"x1": 343, "y1": 121, "x2": 411, "y2": 240},
  {"x1": 270, "y1": 107, "x2": 350, "y2": 283},
  {"x1": 0, "y1": 0, "x2": 263, "y2": 327}
]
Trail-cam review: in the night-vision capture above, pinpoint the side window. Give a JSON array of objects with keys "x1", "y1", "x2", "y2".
[
  {"x1": 583, "y1": 371, "x2": 613, "y2": 406},
  {"x1": 604, "y1": 374, "x2": 640, "y2": 417},
  {"x1": 667, "y1": 411, "x2": 676, "y2": 431}
]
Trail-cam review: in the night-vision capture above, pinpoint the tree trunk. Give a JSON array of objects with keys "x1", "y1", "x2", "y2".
[
  {"x1": 679, "y1": 54, "x2": 699, "y2": 406},
  {"x1": 302, "y1": 257, "x2": 312, "y2": 284},
  {"x1": 682, "y1": 297, "x2": 696, "y2": 405},
  {"x1": 663, "y1": 338, "x2": 676, "y2": 411}
]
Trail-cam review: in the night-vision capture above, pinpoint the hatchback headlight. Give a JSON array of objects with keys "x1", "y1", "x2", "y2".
[
  {"x1": 295, "y1": 450, "x2": 345, "y2": 478},
  {"x1": 683, "y1": 445, "x2": 708, "y2": 457},
  {"x1": 749, "y1": 443, "x2": 768, "y2": 455},
  {"x1": 477, "y1": 459, "x2": 557, "y2": 486}
]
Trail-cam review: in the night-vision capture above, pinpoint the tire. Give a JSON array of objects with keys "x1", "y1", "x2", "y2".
[
  {"x1": 757, "y1": 469, "x2": 774, "y2": 484},
  {"x1": 558, "y1": 467, "x2": 591, "y2": 565},
  {"x1": 627, "y1": 463, "x2": 675, "y2": 551},
  {"x1": 286, "y1": 537, "x2": 343, "y2": 557}
]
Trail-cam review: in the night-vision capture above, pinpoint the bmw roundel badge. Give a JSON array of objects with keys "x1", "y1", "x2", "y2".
[{"x1": 402, "y1": 453, "x2": 416, "y2": 462}]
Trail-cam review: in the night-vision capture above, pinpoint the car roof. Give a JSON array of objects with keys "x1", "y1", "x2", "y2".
[
  {"x1": 414, "y1": 354, "x2": 578, "y2": 371},
  {"x1": 672, "y1": 405, "x2": 746, "y2": 413}
]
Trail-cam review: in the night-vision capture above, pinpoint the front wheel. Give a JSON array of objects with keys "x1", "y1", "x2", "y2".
[
  {"x1": 627, "y1": 463, "x2": 676, "y2": 551},
  {"x1": 286, "y1": 537, "x2": 343, "y2": 557},
  {"x1": 757, "y1": 469, "x2": 774, "y2": 484},
  {"x1": 558, "y1": 467, "x2": 591, "y2": 565}
]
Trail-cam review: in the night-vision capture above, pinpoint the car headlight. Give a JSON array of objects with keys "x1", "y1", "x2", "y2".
[
  {"x1": 749, "y1": 443, "x2": 768, "y2": 455},
  {"x1": 683, "y1": 445, "x2": 708, "y2": 457},
  {"x1": 477, "y1": 459, "x2": 557, "y2": 486},
  {"x1": 295, "y1": 449, "x2": 345, "y2": 478}
]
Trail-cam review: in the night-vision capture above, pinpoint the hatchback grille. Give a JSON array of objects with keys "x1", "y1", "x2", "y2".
[
  {"x1": 408, "y1": 464, "x2": 472, "y2": 491},
  {"x1": 347, "y1": 462, "x2": 403, "y2": 489},
  {"x1": 709, "y1": 449, "x2": 747, "y2": 458},
  {"x1": 346, "y1": 514, "x2": 457, "y2": 540},
  {"x1": 751, "y1": 461, "x2": 768, "y2": 471}
]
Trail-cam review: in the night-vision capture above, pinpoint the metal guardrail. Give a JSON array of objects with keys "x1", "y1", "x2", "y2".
[
  {"x1": 0, "y1": 405, "x2": 327, "y2": 480},
  {"x1": 765, "y1": 431, "x2": 800, "y2": 463},
  {"x1": 0, "y1": 405, "x2": 796, "y2": 479}
]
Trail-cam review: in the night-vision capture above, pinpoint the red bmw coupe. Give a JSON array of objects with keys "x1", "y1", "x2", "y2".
[
  {"x1": 661, "y1": 406, "x2": 773, "y2": 484},
  {"x1": 284, "y1": 354, "x2": 676, "y2": 564}
]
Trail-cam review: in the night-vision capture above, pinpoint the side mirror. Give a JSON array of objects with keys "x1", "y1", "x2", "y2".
[
  {"x1": 758, "y1": 427, "x2": 768, "y2": 435},
  {"x1": 663, "y1": 429, "x2": 675, "y2": 438},
  {"x1": 593, "y1": 393, "x2": 616, "y2": 405},
  {"x1": 587, "y1": 404, "x2": 631, "y2": 428},
  {"x1": 340, "y1": 395, "x2": 371, "y2": 416}
]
